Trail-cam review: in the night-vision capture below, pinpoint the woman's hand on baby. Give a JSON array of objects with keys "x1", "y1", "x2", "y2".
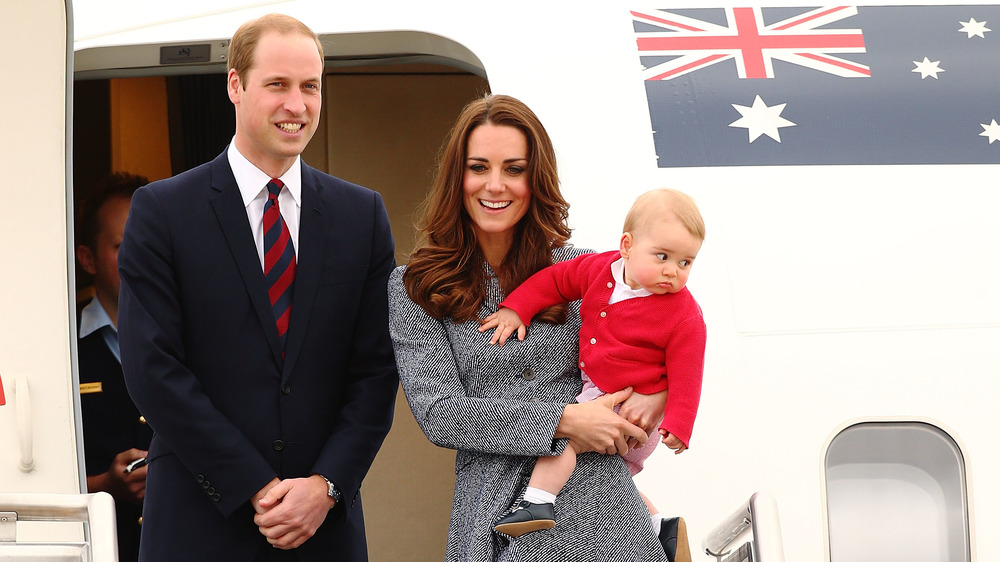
[
  {"x1": 659, "y1": 430, "x2": 687, "y2": 454},
  {"x1": 478, "y1": 308, "x2": 527, "y2": 345},
  {"x1": 557, "y1": 387, "x2": 647, "y2": 456},
  {"x1": 618, "y1": 389, "x2": 668, "y2": 449}
]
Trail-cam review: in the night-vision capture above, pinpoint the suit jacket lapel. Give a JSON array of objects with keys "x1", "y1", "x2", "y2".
[
  {"x1": 208, "y1": 153, "x2": 285, "y2": 367},
  {"x1": 282, "y1": 164, "x2": 326, "y2": 381}
]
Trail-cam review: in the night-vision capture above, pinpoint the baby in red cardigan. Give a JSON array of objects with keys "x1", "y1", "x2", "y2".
[{"x1": 481, "y1": 189, "x2": 706, "y2": 550}]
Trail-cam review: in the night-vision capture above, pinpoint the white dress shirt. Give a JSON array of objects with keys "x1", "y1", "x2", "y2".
[
  {"x1": 227, "y1": 141, "x2": 302, "y2": 269},
  {"x1": 609, "y1": 257, "x2": 653, "y2": 305}
]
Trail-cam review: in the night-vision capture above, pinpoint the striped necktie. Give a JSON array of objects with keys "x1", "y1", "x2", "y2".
[{"x1": 263, "y1": 179, "x2": 296, "y2": 350}]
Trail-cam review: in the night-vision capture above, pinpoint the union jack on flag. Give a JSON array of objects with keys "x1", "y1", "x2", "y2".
[
  {"x1": 633, "y1": 6, "x2": 869, "y2": 79},
  {"x1": 634, "y1": 5, "x2": 1000, "y2": 166}
]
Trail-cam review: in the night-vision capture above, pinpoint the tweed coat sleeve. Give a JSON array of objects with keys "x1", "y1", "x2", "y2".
[{"x1": 388, "y1": 267, "x2": 569, "y2": 457}]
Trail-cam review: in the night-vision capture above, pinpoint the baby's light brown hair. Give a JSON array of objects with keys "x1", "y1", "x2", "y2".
[{"x1": 622, "y1": 188, "x2": 705, "y2": 241}]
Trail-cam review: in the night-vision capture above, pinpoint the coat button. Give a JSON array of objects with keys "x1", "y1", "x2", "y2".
[
  {"x1": 273, "y1": 440, "x2": 285, "y2": 451},
  {"x1": 522, "y1": 368, "x2": 535, "y2": 381},
  {"x1": 281, "y1": 385, "x2": 292, "y2": 395},
  {"x1": 607, "y1": 282, "x2": 613, "y2": 288},
  {"x1": 590, "y1": 338, "x2": 597, "y2": 345}
]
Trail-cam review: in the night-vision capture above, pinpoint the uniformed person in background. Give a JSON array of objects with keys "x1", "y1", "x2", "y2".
[{"x1": 76, "y1": 172, "x2": 151, "y2": 562}]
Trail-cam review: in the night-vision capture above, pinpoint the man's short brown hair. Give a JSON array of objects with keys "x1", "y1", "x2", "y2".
[{"x1": 226, "y1": 13, "x2": 323, "y2": 86}]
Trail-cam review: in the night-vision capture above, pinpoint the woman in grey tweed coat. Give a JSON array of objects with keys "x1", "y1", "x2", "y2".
[{"x1": 388, "y1": 95, "x2": 667, "y2": 562}]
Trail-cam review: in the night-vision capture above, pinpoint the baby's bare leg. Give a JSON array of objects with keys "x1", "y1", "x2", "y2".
[
  {"x1": 494, "y1": 444, "x2": 578, "y2": 536},
  {"x1": 527, "y1": 442, "x2": 578, "y2": 495},
  {"x1": 640, "y1": 490, "x2": 658, "y2": 515}
]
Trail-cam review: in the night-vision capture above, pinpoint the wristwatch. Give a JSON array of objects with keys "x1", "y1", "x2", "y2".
[{"x1": 318, "y1": 474, "x2": 343, "y2": 506}]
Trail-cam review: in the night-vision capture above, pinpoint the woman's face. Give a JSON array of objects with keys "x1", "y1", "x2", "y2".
[{"x1": 462, "y1": 124, "x2": 532, "y2": 247}]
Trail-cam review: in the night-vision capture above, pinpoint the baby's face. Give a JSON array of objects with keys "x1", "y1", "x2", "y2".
[{"x1": 620, "y1": 217, "x2": 702, "y2": 295}]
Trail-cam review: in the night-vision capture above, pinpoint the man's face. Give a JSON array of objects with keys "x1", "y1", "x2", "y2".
[
  {"x1": 78, "y1": 196, "x2": 130, "y2": 306},
  {"x1": 228, "y1": 31, "x2": 323, "y2": 178}
]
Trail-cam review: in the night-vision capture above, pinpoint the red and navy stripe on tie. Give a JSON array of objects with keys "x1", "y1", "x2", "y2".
[{"x1": 263, "y1": 179, "x2": 296, "y2": 349}]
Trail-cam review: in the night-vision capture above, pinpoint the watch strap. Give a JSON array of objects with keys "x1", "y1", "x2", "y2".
[{"x1": 317, "y1": 474, "x2": 343, "y2": 505}]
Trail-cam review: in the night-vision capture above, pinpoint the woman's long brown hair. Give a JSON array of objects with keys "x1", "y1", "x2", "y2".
[{"x1": 403, "y1": 94, "x2": 571, "y2": 323}]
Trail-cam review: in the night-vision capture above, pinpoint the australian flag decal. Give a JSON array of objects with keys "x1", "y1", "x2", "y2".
[{"x1": 634, "y1": 6, "x2": 1000, "y2": 166}]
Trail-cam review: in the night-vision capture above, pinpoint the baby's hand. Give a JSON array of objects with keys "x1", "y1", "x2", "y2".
[
  {"x1": 478, "y1": 308, "x2": 527, "y2": 345},
  {"x1": 659, "y1": 429, "x2": 687, "y2": 455}
]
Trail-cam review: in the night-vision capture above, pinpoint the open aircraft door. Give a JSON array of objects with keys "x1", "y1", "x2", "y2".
[{"x1": 0, "y1": 0, "x2": 85, "y2": 520}]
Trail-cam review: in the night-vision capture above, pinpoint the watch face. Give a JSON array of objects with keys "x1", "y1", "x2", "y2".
[{"x1": 322, "y1": 476, "x2": 341, "y2": 501}]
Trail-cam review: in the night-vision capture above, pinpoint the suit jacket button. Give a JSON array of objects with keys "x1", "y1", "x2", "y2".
[
  {"x1": 196, "y1": 474, "x2": 205, "y2": 484},
  {"x1": 137, "y1": 516, "x2": 142, "y2": 525},
  {"x1": 207, "y1": 487, "x2": 215, "y2": 495},
  {"x1": 281, "y1": 385, "x2": 292, "y2": 395},
  {"x1": 202, "y1": 480, "x2": 211, "y2": 489},
  {"x1": 273, "y1": 440, "x2": 285, "y2": 451},
  {"x1": 522, "y1": 368, "x2": 535, "y2": 381},
  {"x1": 212, "y1": 494, "x2": 221, "y2": 502},
  {"x1": 138, "y1": 415, "x2": 147, "y2": 424}
]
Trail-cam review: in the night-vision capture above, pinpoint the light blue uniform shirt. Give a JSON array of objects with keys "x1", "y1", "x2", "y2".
[{"x1": 79, "y1": 296, "x2": 120, "y2": 364}]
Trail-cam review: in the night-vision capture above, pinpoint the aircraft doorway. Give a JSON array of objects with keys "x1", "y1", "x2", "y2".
[{"x1": 74, "y1": 45, "x2": 488, "y2": 560}]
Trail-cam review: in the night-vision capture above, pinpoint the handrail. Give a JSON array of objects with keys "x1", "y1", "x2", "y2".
[
  {"x1": 0, "y1": 492, "x2": 118, "y2": 561},
  {"x1": 703, "y1": 491, "x2": 784, "y2": 562},
  {"x1": 703, "y1": 497, "x2": 752, "y2": 556},
  {"x1": 14, "y1": 374, "x2": 33, "y2": 472}
]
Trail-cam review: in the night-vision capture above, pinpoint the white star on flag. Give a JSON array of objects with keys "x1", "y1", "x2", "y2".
[
  {"x1": 729, "y1": 95, "x2": 796, "y2": 143},
  {"x1": 980, "y1": 119, "x2": 1000, "y2": 144},
  {"x1": 959, "y1": 18, "x2": 990, "y2": 38},
  {"x1": 912, "y1": 57, "x2": 945, "y2": 79}
]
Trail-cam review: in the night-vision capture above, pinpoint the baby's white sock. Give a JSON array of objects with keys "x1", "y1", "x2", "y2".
[
  {"x1": 650, "y1": 511, "x2": 664, "y2": 531},
  {"x1": 523, "y1": 487, "x2": 557, "y2": 505}
]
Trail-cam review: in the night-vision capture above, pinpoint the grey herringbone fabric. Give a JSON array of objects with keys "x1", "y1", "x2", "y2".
[{"x1": 389, "y1": 247, "x2": 667, "y2": 562}]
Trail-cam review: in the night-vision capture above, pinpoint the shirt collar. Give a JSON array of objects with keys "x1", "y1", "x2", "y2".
[
  {"x1": 79, "y1": 296, "x2": 116, "y2": 339},
  {"x1": 610, "y1": 257, "x2": 653, "y2": 298},
  {"x1": 227, "y1": 140, "x2": 302, "y2": 209}
]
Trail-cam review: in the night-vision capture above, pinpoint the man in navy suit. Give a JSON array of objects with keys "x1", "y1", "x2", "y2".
[{"x1": 118, "y1": 13, "x2": 398, "y2": 561}]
